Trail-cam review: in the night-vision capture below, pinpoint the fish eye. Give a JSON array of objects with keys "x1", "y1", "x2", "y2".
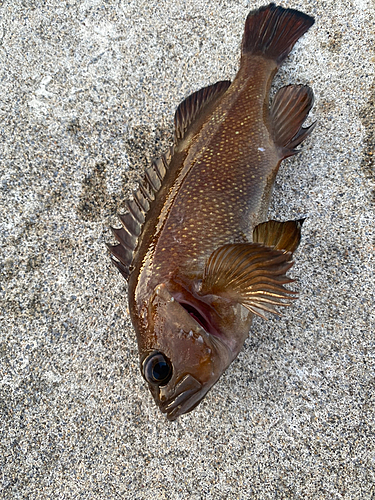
[{"x1": 142, "y1": 352, "x2": 172, "y2": 386}]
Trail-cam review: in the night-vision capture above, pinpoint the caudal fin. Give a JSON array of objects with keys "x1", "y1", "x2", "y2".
[{"x1": 242, "y1": 3, "x2": 314, "y2": 66}]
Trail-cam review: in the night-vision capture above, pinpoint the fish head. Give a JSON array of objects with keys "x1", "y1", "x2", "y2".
[{"x1": 138, "y1": 283, "x2": 233, "y2": 421}]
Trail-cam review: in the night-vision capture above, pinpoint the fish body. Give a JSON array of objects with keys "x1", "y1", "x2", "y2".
[{"x1": 108, "y1": 4, "x2": 315, "y2": 420}]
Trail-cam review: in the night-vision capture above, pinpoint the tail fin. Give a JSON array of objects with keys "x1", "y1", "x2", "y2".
[{"x1": 242, "y1": 3, "x2": 314, "y2": 65}]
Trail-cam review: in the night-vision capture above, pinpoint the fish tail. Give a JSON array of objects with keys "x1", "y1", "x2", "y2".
[{"x1": 242, "y1": 3, "x2": 314, "y2": 66}]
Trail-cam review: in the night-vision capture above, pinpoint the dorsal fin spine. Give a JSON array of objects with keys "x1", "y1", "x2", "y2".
[
  {"x1": 125, "y1": 199, "x2": 145, "y2": 224},
  {"x1": 145, "y1": 168, "x2": 160, "y2": 192},
  {"x1": 108, "y1": 147, "x2": 174, "y2": 279},
  {"x1": 139, "y1": 183, "x2": 154, "y2": 203},
  {"x1": 119, "y1": 212, "x2": 141, "y2": 237},
  {"x1": 111, "y1": 227, "x2": 136, "y2": 251},
  {"x1": 132, "y1": 191, "x2": 148, "y2": 214},
  {"x1": 107, "y1": 243, "x2": 133, "y2": 267},
  {"x1": 111, "y1": 258, "x2": 130, "y2": 279},
  {"x1": 153, "y1": 158, "x2": 165, "y2": 180}
]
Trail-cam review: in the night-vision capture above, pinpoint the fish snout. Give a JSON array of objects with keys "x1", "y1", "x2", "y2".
[{"x1": 157, "y1": 374, "x2": 204, "y2": 421}]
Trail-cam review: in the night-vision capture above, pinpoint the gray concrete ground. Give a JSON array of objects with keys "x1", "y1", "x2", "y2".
[{"x1": 1, "y1": 0, "x2": 374, "y2": 498}]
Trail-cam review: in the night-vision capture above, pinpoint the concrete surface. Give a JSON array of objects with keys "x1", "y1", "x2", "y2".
[{"x1": 1, "y1": 0, "x2": 374, "y2": 498}]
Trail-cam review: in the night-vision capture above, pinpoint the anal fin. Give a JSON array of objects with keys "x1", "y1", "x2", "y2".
[
  {"x1": 271, "y1": 84, "x2": 315, "y2": 158},
  {"x1": 253, "y1": 219, "x2": 304, "y2": 254}
]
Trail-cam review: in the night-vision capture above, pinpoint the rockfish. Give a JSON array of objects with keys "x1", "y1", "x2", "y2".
[{"x1": 108, "y1": 3, "x2": 315, "y2": 420}]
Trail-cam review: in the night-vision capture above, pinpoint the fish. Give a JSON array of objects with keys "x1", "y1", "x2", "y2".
[{"x1": 108, "y1": 3, "x2": 315, "y2": 421}]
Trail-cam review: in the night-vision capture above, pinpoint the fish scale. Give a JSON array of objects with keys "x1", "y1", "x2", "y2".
[{"x1": 150, "y1": 61, "x2": 279, "y2": 276}]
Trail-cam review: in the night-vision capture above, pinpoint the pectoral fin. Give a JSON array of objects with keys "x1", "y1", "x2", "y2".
[
  {"x1": 201, "y1": 243, "x2": 296, "y2": 319},
  {"x1": 253, "y1": 219, "x2": 304, "y2": 254}
]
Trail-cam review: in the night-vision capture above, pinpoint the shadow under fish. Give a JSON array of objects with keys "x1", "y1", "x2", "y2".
[{"x1": 108, "y1": 3, "x2": 315, "y2": 421}]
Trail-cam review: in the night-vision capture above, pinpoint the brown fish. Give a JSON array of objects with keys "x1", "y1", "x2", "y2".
[{"x1": 108, "y1": 4, "x2": 315, "y2": 420}]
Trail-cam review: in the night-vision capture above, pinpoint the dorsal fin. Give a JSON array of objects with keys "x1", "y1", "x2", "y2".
[
  {"x1": 174, "y1": 80, "x2": 231, "y2": 144},
  {"x1": 107, "y1": 146, "x2": 174, "y2": 279}
]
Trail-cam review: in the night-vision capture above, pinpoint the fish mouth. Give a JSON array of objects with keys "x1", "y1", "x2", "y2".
[{"x1": 158, "y1": 374, "x2": 205, "y2": 421}]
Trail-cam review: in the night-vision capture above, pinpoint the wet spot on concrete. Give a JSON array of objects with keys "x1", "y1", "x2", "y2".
[
  {"x1": 321, "y1": 30, "x2": 343, "y2": 53},
  {"x1": 359, "y1": 79, "x2": 375, "y2": 204},
  {"x1": 26, "y1": 254, "x2": 44, "y2": 272},
  {"x1": 44, "y1": 189, "x2": 63, "y2": 211},
  {"x1": 125, "y1": 125, "x2": 172, "y2": 166},
  {"x1": 77, "y1": 162, "x2": 121, "y2": 222},
  {"x1": 66, "y1": 118, "x2": 81, "y2": 136},
  {"x1": 77, "y1": 125, "x2": 171, "y2": 222},
  {"x1": 122, "y1": 125, "x2": 172, "y2": 189},
  {"x1": 318, "y1": 99, "x2": 336, "y2": 114},
  {"x1": 0, "y1": 258, "x2": 17, "y2": 282}
]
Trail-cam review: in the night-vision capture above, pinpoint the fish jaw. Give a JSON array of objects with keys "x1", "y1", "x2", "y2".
[
  {"x1": 138, "y1": 283, "x2": 234, "y2": 420},
  {"x1": 149, "y1": 373, "x2": 207, "y2": 421}
]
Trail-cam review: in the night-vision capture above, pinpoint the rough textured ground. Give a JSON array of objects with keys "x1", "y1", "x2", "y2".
[{"x1": 1, "y1": 0, "x2": 374, "y2": 499}]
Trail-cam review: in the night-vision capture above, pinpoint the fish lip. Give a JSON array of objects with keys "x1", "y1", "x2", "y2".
[{"x1": 158, "y1": 374, "x2": 204, "y2": 421}]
